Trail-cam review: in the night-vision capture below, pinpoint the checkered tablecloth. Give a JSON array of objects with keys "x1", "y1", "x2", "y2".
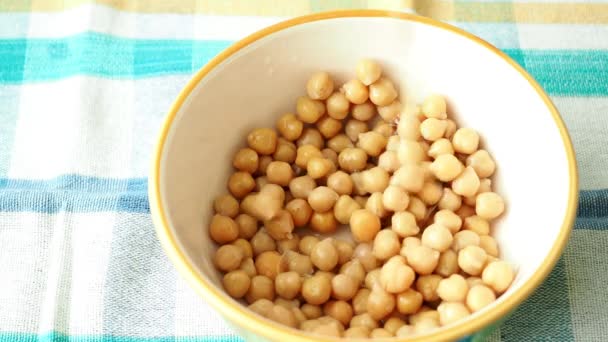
[{"x1": 1, "y1": 1, "x2": 607, "y2": 341}]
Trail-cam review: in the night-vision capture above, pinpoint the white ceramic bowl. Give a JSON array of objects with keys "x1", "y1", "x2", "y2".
[{"x1": 150, "y1": 10, "x2": 578, "y2": 342}]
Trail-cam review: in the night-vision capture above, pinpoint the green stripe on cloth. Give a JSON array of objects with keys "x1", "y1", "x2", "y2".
[
  {"x1": 1, "y1": 32, "x2": 606, "y2": 96},
  {"x1": 0, "y1": 332, "x2": 242, "y2": 342}
]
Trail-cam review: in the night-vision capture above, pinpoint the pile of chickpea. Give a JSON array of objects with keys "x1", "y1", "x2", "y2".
[{"x1": 209, "y1": 59, "x2": 514, "y2": 338}]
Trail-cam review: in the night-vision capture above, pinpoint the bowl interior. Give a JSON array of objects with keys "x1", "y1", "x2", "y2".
[{"x1": 157, "y1": 15, "x2": 572, "y2": 336}]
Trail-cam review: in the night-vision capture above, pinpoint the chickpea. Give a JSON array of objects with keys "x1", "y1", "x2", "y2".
[
  {"x1": 378, "y1": 151, "x2": 399, "y2": 173},
  {"x1": 428, "y1": 138, "x2": 454, "y2": 159},
  {"x1": 300, "y1": 319, "x2": 321, "y2": 332},
  {"x1": 227, "y1": 172, "x2": 255, "y2": 199},
  {"x1": 360, "y1": 168, "x2": 389, "y2": 196},
  {"x1": 422, "y1": 94, "x2": 447, "y2": 119},
  {"x1": 310, "y1": 211, "x2": 338, "y2": 233},
  {"x1": 273, "y1": 271, "x2": 302, "y2": 300},
  {"x1": 331, "y1": 240, "x2": 353, "y2": 266},
  {"x1": 436, "y1": 249, "x2": 460, "y2": 277},
  {"x1": 367, "y1": 287, "x2": 395, "y2": 320},
  {"x1": 370, "y1": 328, "x2": 392, "y2": 338},
  {"x1": 342, "y1": 79, "x2": 369, "y2": 104},
  {"x1": 416, "y1": 275, "x2": 442, "y2": 302},
  {"x1": 350, "y1": 209, "x2": 381, "y2": 242},
  {"x1": 289, "y1": 175, "x2": 316, "y2": 199},
  {"x1": 351, "y1": 101, "x2": 375, "y2": 121},
  {"x1": 247, "y1": 128, "x2": 278, "y2": 155},
  {"x1": 213, "y1": 194, "x2": 238, "y2": 218},
  {"x1": 298, "y1": 235, "x2": 319, "y2": 256},
  {"x1": 384, "y1": 317, "x2": 406, "y2": 335},
  {"x1": 328, "y1": 273, "x2": 357, "y2": 301},
  {"x1": 389, "y1": 164, "x2": 423, "y2": 194},
  {"x1": 245, "y1": 275, "x2": 275, "y2": 303},
  {"x1": 400, "y1": 236, "x2": 422, "y2": 259},
  {"x1": 467, "y1": 276, "x2": 484, "y2": 288},
  {"x1": 354, "y1": 195, "x2": 368, "y2": 208},
  {"x1": 458, "y1": 245, "x2": 488, "y2": 276},
  {"x1": 301, "y1": 304, "x2": 323, "y2": 319},
  {"x1": 277, "y1": 235, "x2": 300, "y2": 255},
  {"x1": 345, "y1": 120, "x2": 369, "y2": 143},
  {"x1": 209, "y1": 214, "x2": 239, "y2": 244},
  {"x1": 364, "y1": 269, "x2": 381, "y2": 290},
  {"x1": 381, "y1": 185, "x2": 409, "y2": 212},
  {"x1": 456, "y1": 203, "x2": 475, "y2": 219},
  {"x1": 395, "y1": 114, "x2": 420, "y2": 141},
  {"x1": 407, "y1": 196, "x2": 427, "y2": 221},
  {"x1": 370, "y1": 230, "x2": 399, "y2": 261},
  {"x1": 350, "y1": 313, "x2": 379, "y2": 330},
  {"x1": 305, "y1": 157, "x2": 331, "y2": 180},
  {"x1": 463, "y1": 215, "x2": 489, "y2": 236},
  {"x1": 439, "y1": 188, "x2": 462, "y2": 212},
  {"x1": 410, "y1": 308, "x2": 439, "y2": 326},
  {"x1": 296, "y1": 96, "x2": 325, "y2": 124},
  {"x1": 273, "y1": 138, "x2": 297, "y2": 163},
  {"x1": 257, "y1": 155, "x2": 273, "y2": 176},
  {"x1": 268, "y1": 305, "x2": 298, "y2": 328},
  {"x1": 364, "y1": 192, "x2": 387, "y2": 218},
  {"x1": 482, "y1": 260, "x2": 514, "y2": 293},
  {"x1": 297, "y1": 128, "x2": 324, "y2": 150},
  {"x1": 248, "y1": 298, "x2": 274, "y2": 316},
  {"x1": 327, "y1": 134, "x2": 354, "y2": 153},
  {"x1": 414, "y1": 318, "x2": 440, "y2": 334},
  {"x1": 302, "y1": 274, "x2": 332, "y2": 305},
  {"x1": 292, "y1": 307, "x2": 307, "y2": 324},
  {"x1": 373, "y1": 121, "x2": 395, "y2": 138},
  {"x1": 396, "y1": 289, "x2": 423, "y2": 315},
  {"x1": 233, "y1": 214, "x2": 256, "y2": 240},
  {"x1": 452, "y1": 166, "x2": 480, "y2": 197},
  {"x1": 323, "y1": 300, "x2": 353, "y2": 326},
  {"x1": 356, "y1": 59, "x2": 382, "y2": 85},
  {"x1": 479, "y1": 235, "x2": 499, "y2": 257},
  {"x1": 437, "y1": 274, "x2": 469, "y2": 303},
  {"x1": 285, "y1": 251, "x2": 314, "y2": 275},
  {"x1": 464, "y1": 285, "x2": 495, "y2": 314},
  {"x1": 353, "y1": 243, "x2": 378, "y2": 271},
  {"x1": 306, "y1": 71, "x2": 334, "y2": 100},
  {"x1": 476, "y1": 192, "x2": 505, "y2": 220},
  {"x1": 339, "y1": 259, "x2": 365, "y2": 284},
  {"x1": 421, "y1": 223, "x2": 453, "y2": 252},
  {"x1": 316, "y1": 116, "x2": 343, "y2": 139},
  {"x1": 264, "y1": 161, "x2": 292, "y2": 187},
  {"x1": 222, "y1": 270, "x2": 251, "y2": 298},
  {"x1": 352, "y1": 288, "x2": 371, "y2": 314},
  {"x1": 420, "y1": 118, "x2": 448, "y2": 141},
  {"x1": 285, "y1": 199, "x2": 312, "y2": 228},
  {"x1": 232, "y1": 148, "x2": 259, "y2": 174},
  {"x1": 385, "y1": 135, "x2": 400, "y2": 152},
  {"x1": 332, "y1": 195, "x2": 360, "y2": 224},
  {"x1": 407, "y1": 245, "x2": 440, "y2": 275},
  {"x1": 418, "y1": 180, "x2": 443, "y2": 205},
  {"x1": 240, "y1": 258, "x2": 257, "y2": 277},
  {"x1": 434, "y1": 209, "x2": 463, "y2": 234},
  {"x1": 344, "y1": 326, "x2": 370, "y2": 338},
  {"x1": 466, "y1": 149, "x2": 496, "y2": 178},
  {"x1": 255, "y1": 251, "x2": 283, "y2": 279},
  {"x1": 251, "y1": 230, "x2": 276, "y2": 256},
  {"x1": 264, "y1": 210, "x2": 294, "y2": 240},
  {"x1": 396, "y1": 325, "x2": 415, "y2": 337},
  {"x1": 276, "y1": 113, "x2": 303, "y2": 141},
  {"x1": 430, "y1": 154, "x2": 464, "y2": 182},
  {"x1": 389, "y1": 212, "x2": 417, "y2": 238},
  {"x1": 310, "y1": 238, "x2": 339, "y2": 271},
  {"x1": 357, "y1": 131, "x2": 387, "y2": 157},
  {"x1": 326, "y1": 92, "x2": 350, "y2": 120},
  {"x1": 452, "y1": 128, "x2": 480, "y2": 154},
  {"x1": 438, "y1": 302, "x2": 471, "y2": 326},
  {"x1": 452, "y1": 230, "x2": 481, "y2": 252},
  {"x1": 397, "y1": 140, "x2": 425, "y2": 165},
  {"x1": 369, "y1": 78, "x2": 397, "y2": 106},
  {"x1": 307, "y1": 187, "x2": 338, "y2": 213},
  {"x1": 325, "y1": 171, "x2": 352, "y2": 195},
  {"x1": 378, "y1": 100, "x2": 402, "y2": 122},
  {"x1": 311, "y1": 323, "x2": 342, "y2": 337},
  {"x1": 338, "y1": 147, "x2": 368, "y2": 173},
  {"x1": 380, "y1": 256, "x2": 415, "y2": 293},
  {"x1": 232, "y1": 239, "x2": 253, "y2": 259}
]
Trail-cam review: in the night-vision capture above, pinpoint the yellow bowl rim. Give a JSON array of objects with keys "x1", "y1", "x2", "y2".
[{"x1": 149, "y1": 9, "x2": 578, "y2": 342}]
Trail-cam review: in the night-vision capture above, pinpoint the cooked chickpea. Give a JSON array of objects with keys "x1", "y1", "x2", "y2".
[
  {"x1": 367, "y1": 287, "x2": 395, "y2": 320},
  {"x1": 436, "y1": 249, "x2": 460, "y2": 277},
  {"x1": 353, "y1": 243, "x2": 378, "y2": 271},
  {"x1": 255, "y1": 251, "x2": 283, "y2": 279},
  {"x1": 452, "y1": 128, "x2": 480, "y2": 154},
  {"x1": 466, "y1": 284, "x2": 496, "y2": 312},
  {"x1": 321, "y1": 147, "x2": 338, "y2": 165},
  {"x1": 222, "y1": 270, "x2": 251, "y2": 298},
  {"x1": 213, "y1": 194, "x2": 239, "y2": 218},
  {"x1": 276, "y1": 113, "x2": 303, "y2": 141},
  {"x1": 396, "y1": 113, "x2": 421, "y2": 141},
  {"x1": 308, "y1": 186, "x2": 339, "y2": 212},
  {"x1": 476, "y1": 192, "x2": 505, "y2": 220},
  {"x1": 395, "y1": 289, "x2": 423, "y2": 315},
  {"x1": 350, "y1": 313, "x2": 379, "y2": 330},
  {"x1": 364, "y1": 269, "x2": 381, "y2": 290},
  {"x1": 452, "y1": 230, "x2": 481, "y2": 252},
  {"x1": 323, "y1": 300, "x2": 353, "y2": 326},
  {"x1": 232, "y1": 239, "x2": 253, "y2": 259},
  {"x1": 400, "y1": 236, "x2": 422, "y2": 259},
  {"x1": 248, "y1": 298, "x2": 274, "y2": 316},
  {"x1": 357, "y1": 131, "x2": 387, "y2": 157},
  {"x1": 458, "y1": 245, "x2": 488, "y2": 276},
  {"x1": 245, "y1": 275, "x2": 275, "y2": 303},
  {"x1": 344, "y1": 326, "x2": 371, "y2": 338},
  {"x1": 301, "y1": 304, "x2": 323, "y2": 319},
  {"x1": 330, "y1": 240, "x2": 353, "y2": 266},
  {"x1": 406, "y1": 197, "x2": 426, "y2": 222},
  {"x1": 285, "y1": 251, "x2": 314, "y2": 275},
  {"x1": 407, "y1": 245, "x2": 440, "y2": 275},
  {"x1": 264, "y1": 210, "x2": 294, "y2": 240},
  {"x1": 307, "y1": 71, "x2": 334, "y2": 100},
  {"x1": 328, "y1": 273, "x2": 357, "y2": 301},
  {"x1": 463, "y1": 215, "x2": 489, "y2": 236},
  {"x1": 338, "y1": 147, "x2": 368, "y2": 172},
  {"x1": 233, "y1": 148, "x2": 259, "y2": 174},
  {"x1": 350, "y1": 209, "x2": 381, "y2": 242},
  {"x1": 209, "y1": 214, "x2": 239, "y2": 244},
  {"x1": 351, "y1": 101, "x2": 376, "y2": 121},
  {"x1": 422, "y1": 94, "x2": 447, "y2": 119},
  {"x1": 390, "y1": 164, "x2": 424, "y2": 193},
  {"x1": 361, "y1": 167, "x2": 390, "y2": 194},
  {"x1": 452, "y1": 166, "x2": 480, "y2": 197},
  {"x1": 369, "y1": 78, "x2": 397, "y2": 106},
  {"x1": 298, "y1": 236, "x2": 319, "y2": 256},
  {"x1": 421, "y1": 223, "x2": 453, "y2": 252},
  {"x1": 310, "y1": 238, "x2": 339, "y2": 271},
  {"x1": 296, "y1": 97, "x2": 325, "y2": 124},
  {"x1": 380, "y1": 256, "x2": 415, "y2": 293},
  {"x1": 251, "y1": 230, "x2": 276, "y2": 256},
  {"x1": 438, "y1": 302, "x2": 470, "y2": 326},
  {"x1": 325, "y1": 171, "x2": 352, "y2": 195},
  {"x1": 479, "y1": 235, "x2": 499, "y2": 257},
  {"x1": 383, "y1": 317, "x2": 406, "y2": 335},
  {"x1": 420, "y1": 118, "x2": 448, "y2": 141},
  {"x1": 439, "y1": 188, "x2": 462, "y2": 212},
  {"x1": 396, "y1": 325, "x2": 415, "y2": 337},
  {"x1": 285, "y1": 199, "x2": 312, "y2": 227},
  {"x1": 327, "y1": 134, "x2": 354, "y2": 153},
  {"x1": 428, "y1": 138, "x2": 454, "y2": 159},
  {"x1": 277, "y1": 235, "x2": 300, "y2": 254},
  {"x1": 247, "y1": 128, "x2": 278, "y2": 155},
  {"x1": 370, "y1": 328, "x2": 392, "y2": 338},
  {"x1": 437, "y1": 274, "x2": 469, "y2": 302},
  {"x1": 430, "y1": 154, "x2": 464, "y2": 182},
  {"x1": 342, "y1": 79, "x2": 369, "y2": 104},
  {"x1": 265, "y1": 161, "x2": 293, "y2": 187},
  {"x1": 418, "y1": 180, "x2": 443, "y2": 205},
  {"x1": 434, "y1": 209, "x2": 463, "y2": 234},
  {"x1": 289, "y1": 175, "x2": 316, "y2": 199},
  {"x1": 292, "y1": 307, "x2": 307, "y2": 324},
  {"x1": 386, "y1": 135, "x2": 401, "y2": 152},
  {"x1": 345, "y1": 120, "x2": 369, "y2": 143},
  {"x1": 356, "y1": 59, "x2": 382, "y2": 85},
  {"x1": 234, "y1": 213, "x2": 257, "y2": 239},
  {"x1": 300, "y1": 319, "x2": 321, "y2": 332},
  {"x1": 273, "y1": 138, "x2": 297, "y2": 163},
  {"x1": 466, "y1": 149, "x2": 496, "y2": 178},
  {"x1": 397, "y1": 140, "x2": 425, "y2": 164},
  {"x1": 381, "y1": 185, "x2": 409, "y2": 212},
  {"x1": 297, "y1": 128, "x2": 324, "y2": 150},
  {"x1": 240, "y1": 258, "x2": 257, "y2": 277},
  {"x1": 305, "y1": 157, "x2": 332, "y2": 180},
  {"x1": 482, "y1": 260, "x2": 514, "y2": 293},
  {"x1": 416, "y1": 275, "x2": 442, "y2": 302},
  {"x1": 227, "y1": 172, "x2": 256, "y2": 198},
  {"x1": 268, "y1": 305, "x2": 298, "y2": 328},
  {"x1": 302, "y1": 274, "x2": 332, "y2": 305},
  {"x1": 311, "y1": 323, "x2": 342, "y2": 337},
  {"x1": 326, "y1": 92, "x2": 350, "y2": 120},
  {"x1": 388, "y1": 212, "x2": 417, "y2": 239},
  {"x1": 317, "y1": 116, "x2": 343, "y2": 139},
  {"x1": 310, "y1": 211, "x2": 338, "y2": 233},
  {"x1": 352, "y1": 288, "x2": 371, "y2": 314},
  {"x1": 467, "y1": 276, "x2": 484, "y2": 288},
  {"x1": 257, "y1": 155, "x2": 273, "y2": 176},
  {"x1": 331, "y1": 195, "x2": 358, "y2": 224},
  {"x1": 410, "y1": 308, "x2": 440, "y2": 326},
  {"x1": 354, "y1": 195, "x2": 368, "y2": 208},
  {"x1": 414, "y1": 318, "x2": 440, "y2": 334},
  {"x1": 274, "y1": 271, "x2": 302, "y2": 300},
  {"x1": 378, "y1": 151, "x2": 399, "y2": 173}
]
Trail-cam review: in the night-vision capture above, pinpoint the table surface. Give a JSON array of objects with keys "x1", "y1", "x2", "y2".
[{"x1": 0, "y1": 1, "x2": 606, "y2": 341}]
